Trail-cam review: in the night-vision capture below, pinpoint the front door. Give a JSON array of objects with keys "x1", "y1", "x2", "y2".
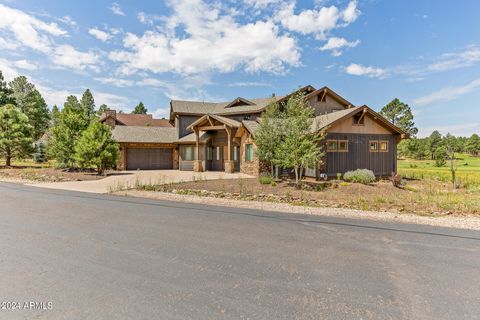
[{"x1": 212, "y1": 146, "x2": 224, "y2": 171}]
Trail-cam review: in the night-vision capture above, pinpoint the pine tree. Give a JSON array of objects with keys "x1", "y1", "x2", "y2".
[
  {"x1": 0, "y1": 104, "x2": 33, "y2": 166},
  {"x1": 74, "y1": 122, "x2": 119, "y2": 174},
  {"x1": 33, "y1": 142, "x2": 47, "y2": 163},
  {"x1": 8, "y1": 76, "x2": 50, "y2": 140},
  {"x1": 97, "y1": 104, "x2": 109, "y2": 115},
  {"x1": 132, "y1": 102, "x2": 148, "y2": 114},
  {"x1": 81, "y1": 89, "x2": 96, "y2": 120},
  {"x1": 466, "y1": 133, "x2": 480, "y2": 156},
  {"x1": 0, "y1": 70, "x2": 15, "y2": 106},
  {"x1": 380, "y1": 98, "x2": 418, "y2": 136}
]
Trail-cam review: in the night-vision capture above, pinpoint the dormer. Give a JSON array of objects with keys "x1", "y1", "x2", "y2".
[{"x1": 224, "y1": 97, "x2": 255, "y2": 108}]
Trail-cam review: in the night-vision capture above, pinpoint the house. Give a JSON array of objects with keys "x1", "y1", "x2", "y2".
[{"x1": 101, "y1": 86, "x2": 407, "y2": 178}]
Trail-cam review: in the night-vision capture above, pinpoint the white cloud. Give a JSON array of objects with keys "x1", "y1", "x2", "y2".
[
  {"x1": 88, "y1": 27, "x2": 112, "y2": 42},
  {"x1": 51, "y1": 45, "x2": 99, "y2": 71},
  {"x1": 110, "y1": 0, "x2": 300, "y2": 75},
  {"x1": 137, "y1": 12, "x2": 162, "y2": 25},
  {"x1": 228, "y1": 81, "x2": 271, "y2": 87},
  {"x1": 244, "y1": 0, "x2": 281, "y2": 9},
  {"x1": 426, "y1": 46, "x2": 480, "y2": 72},
  {"x1": 345, "y1": 63, "x2": 386, "y2": 78},
  {"x1": 276, "y1": 0, "x2": 360, "y2": 40},
  {"x1": 14, "y1": 59, "x2": 38, "y2": 70},
  {"x1": 412, "y1": 78, "x2": 480, "y2": 106},
  {"x1": 320, "y1": 37, "x2": 359, "y2": 56},
  {"x1": 0, "y1": 3, "x2": 67, "y2": 53},
  {"x1": 110, "y1": 2, "x2": 125, "y2": 16},
  {"x1": 0, "y1": 58, "x2": 20, "y2": 81},
  {"x1": 95, "y1": 77, "x2": 134, "y2": 87},
  {"x1": 59, "y1": 15, "x2": 77, "y2": 29}
]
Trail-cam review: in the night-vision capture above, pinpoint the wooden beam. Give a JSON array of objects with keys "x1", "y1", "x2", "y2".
[
  {"x1": 320, "y1": 88, "x2": 327, "y2": 102},
  {"x1": 194, "y1": 128, "x2": 200, "y2": 160},
  {"x1": 358, "y1": 108, "x2": 367, "y2": 122},
  {"x1": 225, "y1": 127, "x2": 232, "y2": 161},
  {"x1": 207, "y1": 115, "x2": 214, "y2": 126},
  {"x1": 198, "y1": 125, "x2": 224, "y2": 131}
]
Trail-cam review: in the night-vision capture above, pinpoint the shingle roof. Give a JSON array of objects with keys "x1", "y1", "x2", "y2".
[
  {"x1": 311, "y1": 107, "x2": 361, "y2": 130},
  {"x1": 100, "y1": 113, "x2": 172, "y2": 127},
  {"x1": 112, "y1": 126, "x2": 177, "y2": 143},
  {"x1": 170, "y1": 97, "x2": 283, "y2": 116},
  {"x1": 176, "y1": 132, "x2": 211, "y2": 143},
  {"x1": 242, "y1": 120, "x2": 260, "y2": 135}
]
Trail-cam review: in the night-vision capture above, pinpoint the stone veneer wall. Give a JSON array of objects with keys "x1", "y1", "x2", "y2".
[{"x1": 239, "y1": 133, "x2": 260, "y2": 176}]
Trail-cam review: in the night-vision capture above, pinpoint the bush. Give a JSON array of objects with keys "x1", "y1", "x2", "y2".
[
  {"x1": 343, "y1": 169, "x2": 376, "y2": 185},
  {"x1": 259, "y1": 174, "x2": 273, "y2": 185}
]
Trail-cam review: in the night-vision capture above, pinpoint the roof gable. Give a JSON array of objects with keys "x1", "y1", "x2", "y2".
[
  {"x1": 305, "y1": 86, "x2": 354, "y2": 108},
  {"x1": 225, "y1": 97, "x2": 255, "y2": 108}
]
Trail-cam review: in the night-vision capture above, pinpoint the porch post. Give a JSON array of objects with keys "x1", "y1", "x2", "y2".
[
  {"x1": 193, "y1": 127, "x2": 203, "y2": 172},
  {"x1": 224, "y1": 126, "x2": 234, "y2": 173}
]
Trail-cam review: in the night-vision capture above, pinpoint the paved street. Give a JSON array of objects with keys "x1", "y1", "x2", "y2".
[{"x1": 0, "y1": 182, "x2": 479, "y2": 319}]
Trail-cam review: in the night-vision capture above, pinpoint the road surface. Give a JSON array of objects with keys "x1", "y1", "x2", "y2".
[{"x1": 0, "y1": 182, "x2": 479, "y2": 319}]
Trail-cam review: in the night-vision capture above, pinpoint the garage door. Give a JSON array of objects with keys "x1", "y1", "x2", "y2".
[{"x1": 127, "y1": 148, "x2": 173, "y2": 170}]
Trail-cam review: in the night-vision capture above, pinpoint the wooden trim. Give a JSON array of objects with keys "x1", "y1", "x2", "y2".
[
  {"x1": 198, "y1": 125, "x2": 224, "y2": 131},
  {"x1": 338, "y1": 140, "x2": 349, "y2": 152},
  {"x1": 378, "y1": 140, "x2": 389, "y2": 152},
  {"x1": 326, "y1": 140, "x2": 338, "y2": 152}
]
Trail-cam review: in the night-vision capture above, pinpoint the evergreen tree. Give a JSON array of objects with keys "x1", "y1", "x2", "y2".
[
  {"x1": 428, "y1": 130, "x2": 442, "y2": 160},
  {"x1": 132, "y1": 102, "x2": 148, "y2": 114},
  {"x1": 51, "y1": 105, "x2": 60, "y2": 126},
  {"x1": 97, "y1": 104, "x2": 109, "y2": 115},
  {"x1": 380, "y1": 98, "x2": 418, "y2": 136},
  {"x1": 81, "y1": 89, "x2": 96, "y2": 120},
  {"x1": 0, "y1": 104, "x2": 33, "y2": 166},
  {"x1": 48, "y1": 95, "x2": 89, "y2": 168},
  {"x1": 0, "y1": 70, "x2": 15, "y2": 106},
  {"x1": 254, "y1": 99, "x2": 283, "y2": 177},
  {"x1": 466, "y1": 133, "x2": 480, "y2": 156},
  {"x1": 276, "y1": 91, "x2": 325, "y2": 185},
  {"x1": 74, "y1": 122, "x2": 119, "y2": 174},
  {"x1": 33, "y1": 142, "x2": 47, "y2": 163}
]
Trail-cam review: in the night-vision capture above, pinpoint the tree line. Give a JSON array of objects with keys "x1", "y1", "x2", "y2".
[{"x1": 0, "y1": 69, "x2": 150, "y2": 173}]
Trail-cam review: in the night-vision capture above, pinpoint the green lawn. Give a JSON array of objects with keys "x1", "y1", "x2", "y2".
[{"x1": 398, "y1": 154, "x2": 480, "y2": 187}]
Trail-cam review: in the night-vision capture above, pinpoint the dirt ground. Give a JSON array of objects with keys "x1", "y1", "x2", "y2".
[
  {"x1": 138, "y1": 178, "x2": 480, "y2": 216},
  {"x1": 0, "y1": 166, "x2": 113, "y2": 183}
]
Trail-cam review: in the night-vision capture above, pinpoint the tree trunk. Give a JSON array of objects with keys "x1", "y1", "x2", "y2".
[
  {"x1": 270, "y1": 163, "x2": 274, "y2": 177},
  {"x1": 294, "y1": 166, "x2": 299, "y2": 185},
  {"x1": 6, "y1": 156, "x2": 11, "y2": 167}
]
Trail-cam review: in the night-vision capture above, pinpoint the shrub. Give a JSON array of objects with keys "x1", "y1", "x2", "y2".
[
  {"x1": 343, "y1": 169, "x2": 376, "y2": 185},
  {"x1": 259, "y1": 174, "x2": 273, "y2": 185}
]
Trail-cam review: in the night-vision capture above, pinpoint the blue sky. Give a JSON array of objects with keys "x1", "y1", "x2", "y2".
[{"x1": 0, "y1": 0, "x2": 479, "y2": 137}]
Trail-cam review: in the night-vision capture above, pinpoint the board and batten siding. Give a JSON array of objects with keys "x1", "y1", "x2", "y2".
[{"x1": 324, "y1": 133, "x2": 397, "y2": 177}]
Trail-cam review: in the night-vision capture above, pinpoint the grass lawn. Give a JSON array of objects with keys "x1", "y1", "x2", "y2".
[{"x1": 398, "y1": 153, "x2": 480, "y2": 188}]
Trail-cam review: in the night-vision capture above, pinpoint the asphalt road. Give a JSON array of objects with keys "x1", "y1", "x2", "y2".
[{"x1": 0, "y1": 182, "x2": 479, "y2": 320}]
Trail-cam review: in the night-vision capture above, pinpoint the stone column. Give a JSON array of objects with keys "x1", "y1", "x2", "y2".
[{"x1": 224, "y1": 126, "x2": 234, "y2": 173}]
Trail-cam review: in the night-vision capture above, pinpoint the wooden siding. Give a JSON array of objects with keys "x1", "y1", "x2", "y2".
[
  {"x1": 178, "y1": 115, "x2": 200, "y2": 138},
  {"x1": 324, "y1": 133, "x2": 397, "y2": 177},
  {"x1": 328, "y1": 114, "x2": 392, "y2": 135},
  {"x1": 307, "y1": 94, "x2": 347, "y2": 116},
  {"x1": 179, "y1": 144, "x2": 205, "y2": 171}
]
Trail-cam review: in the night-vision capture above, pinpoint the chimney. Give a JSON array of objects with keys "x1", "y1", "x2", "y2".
[{"x1": 104, "y1": 109, "x2": 117, "y2": 128}]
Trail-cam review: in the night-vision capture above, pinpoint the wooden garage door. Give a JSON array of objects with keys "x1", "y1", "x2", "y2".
[{"x1": 127, "y1": 148, "x2": 173, "y2": 170}]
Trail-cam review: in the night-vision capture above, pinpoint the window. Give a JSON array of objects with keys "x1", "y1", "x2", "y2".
[
  {"x1": 326, "y1": 140, "x2": 337, "y2": 152},
  {"x1": 233, "y1": 146, "x2": 238, "y2": 161},
  {"x1": 183, "y1": 145, "x2": 196, "y2": 160},
  {"x1": 338, "y1": 140, "x2": 349, "y2": 152},
  {"x1": 353, "y1": 114, "x2": 365, "y2": 125},
  {"x1": 369, "y1": 141, "x2": 389, "y2": 152},
  {"x1": 379, "y1": 141, "x2": 389, "y2": 152},
  {"x1": 245, "y1": 144, "x2": 253, "y2": 161},
  {"x1": 207, "y1": 147, "x2": 213, "y2": 160},
  {"x1": 243, "y1": 115, "x2": 251, "y2": 120},
  {"x1": 216, "y1": 146, "x2": 221, "y2": 161}
]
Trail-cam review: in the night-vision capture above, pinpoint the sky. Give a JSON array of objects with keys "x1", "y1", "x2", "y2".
[{"x1": 0, "y1": 0, "x2": 479, "y2": 137}]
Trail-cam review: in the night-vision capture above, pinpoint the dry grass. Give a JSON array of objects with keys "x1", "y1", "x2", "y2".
[{"x1": 135, "y1": 178, "x2": 480, "y2": 216}]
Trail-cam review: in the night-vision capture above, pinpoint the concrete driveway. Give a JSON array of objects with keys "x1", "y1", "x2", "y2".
[{"x1": 28, "y1": 170, "x2": 253, "y2": 194}]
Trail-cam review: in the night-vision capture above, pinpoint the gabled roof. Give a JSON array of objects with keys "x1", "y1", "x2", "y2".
[
  {"x1": 312, "y1": 106, "x2": 408, "y2": 136},
  {"x1": 170, "y1": 96, "x2": 283, "y2": 121},
  {"x1": 100, "y1": 113, "x2": 172, "y2": 127},
  {"x1": 225, "y1": 97, "x2": 255, "y2": 108},
  {"x1": 305, "y1": 86, "x2": 354, "y2": 108},
  {"x1": 112, "y1": 126, "x2": 177, "y2": 143},
  {"x1": 275, "y1": 85, "x2": 317, "y2": 105},
  {"x1": 187, "y1": 114, "x2": 242, "y2": 131},
  {"x1": 242, "y1": 120, "x2": 260, "y2": 136}
]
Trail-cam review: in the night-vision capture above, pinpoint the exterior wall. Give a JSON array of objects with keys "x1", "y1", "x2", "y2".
[
  {"x1": 239, "y1": 133, "x2": 260, "y2": 176},
  {"x1": 307, "y1": 94, "x2": 346, "y2": 116},
  {"x1": 178, "y1": 115, "x2": 200, "y2": 138},
  {"x1": 329, "y1": 114, "x2": 392, "y2": 134},
  {"x1": 324, "y1": 133, "x2": 397, "y2": 177},
  {"x1": 118, "y1": 143, "x2": 127, "y2": 170},
  {"x1": 179, "y1": 144, "x2": 206, "y2": 171},
  {"x1": 227, "y1": 113, "x2": 261, "y2": 122}
]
